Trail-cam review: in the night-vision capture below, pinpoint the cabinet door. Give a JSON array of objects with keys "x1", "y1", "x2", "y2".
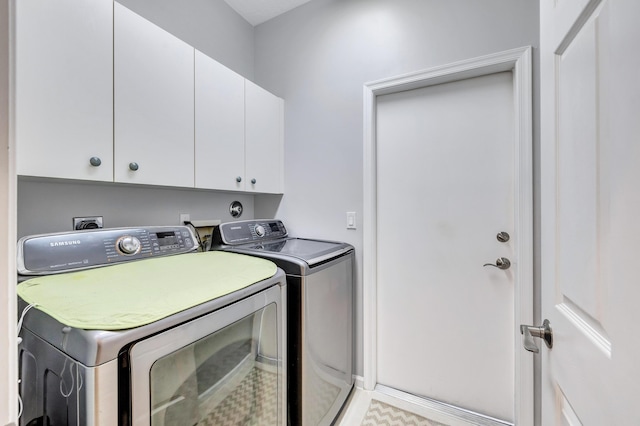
[
  {"x1": 15, "y1": 0, "x2": 113, "y2": 181},
  {"x1": 114, "y1": 3, "x2": 194, "y2": 187},
  {"x1": 245, "y1": 81, "x2": 284, "y2": 194},
  {"x1": 194, "y1": 51, "x2": 245, "y2": 191}
]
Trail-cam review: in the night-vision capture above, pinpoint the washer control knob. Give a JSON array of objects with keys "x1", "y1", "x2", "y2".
[
  {"x1": 255, "y1": 225, "x2": 266, "y2": 237},
  {"x1": 117, "y1": 236, "x2": 141, "y2": 255}
]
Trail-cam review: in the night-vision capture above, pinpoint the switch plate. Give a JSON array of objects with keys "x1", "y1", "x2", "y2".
[{"x1": 346, "y1": 212, "x2": 357, "y2": 229}]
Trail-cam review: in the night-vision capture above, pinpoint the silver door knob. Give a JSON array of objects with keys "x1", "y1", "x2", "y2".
[
  {"x1": 89, "y1": 157, "x2": 102, "y2": 167},
  {"x1": 483, "y1": 257, "x2": 511, "y2": 270},
  {"x1": 129, "y1": 162, "x2": 139, "y2": 171},
  {"x1": 251, "y1": 178, "x2": 257, "y2": 184},
  {"x1": 520, "y1": 319, "x2": 553, "y2": 353}
]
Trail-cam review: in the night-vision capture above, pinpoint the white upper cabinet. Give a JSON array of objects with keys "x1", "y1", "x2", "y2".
[
  {"x1": 245, "y1": 80, "x2": 284, "y2": 194},
  {"x1": 114, "y1": 3, "x2": 195, "y2": 187},
  {"x1": 195, "y1": 50, "x2": 246, "y2": 191},
  {"x1": 15, "y1": 0, "x2": 114, "y2": 181},
  {"x1": 15, "y1": 2, "x2": 282, "y2": 194},
  {"x1": 196, "y1": 54, "x2": 284, "y2": 194}
]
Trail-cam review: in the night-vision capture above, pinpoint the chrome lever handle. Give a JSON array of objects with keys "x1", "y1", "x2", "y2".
[
  {"x1": 520, "y1": 319, "x2": 553, "y2": 353},
  {"x1": 520, "y1": 324, "x2": 540, "y2": 353},
  {"x1": 483, "y1": 257, "x2": 511, "y2": 270}
]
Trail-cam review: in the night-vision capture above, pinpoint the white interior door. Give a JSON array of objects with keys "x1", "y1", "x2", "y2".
[
  {"x1": 540, "y1": 0, "x2": 640, "y2": 424},
  {"x1": 376, "y1": 71, "x2": 517, "y2": 422}
]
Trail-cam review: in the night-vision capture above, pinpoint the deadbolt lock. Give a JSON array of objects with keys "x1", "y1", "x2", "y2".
[{"x1": 497, "y1": 231, "x2": 510, "y2": 243}]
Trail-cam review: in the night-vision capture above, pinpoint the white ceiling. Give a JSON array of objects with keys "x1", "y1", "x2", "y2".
[{"x1": 223, "y1": 0, "x2": 313, "y2": 26}]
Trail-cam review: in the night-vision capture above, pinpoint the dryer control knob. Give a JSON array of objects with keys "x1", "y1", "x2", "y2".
[
  {"x1": 255, "y1": 225, "x2": 266, "y2": 237},
  {"x1": 117, "y1": 236, "x2": 141, "y2": 255}
]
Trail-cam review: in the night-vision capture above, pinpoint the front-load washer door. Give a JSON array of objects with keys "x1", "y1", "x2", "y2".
[{"x1": 128, "y1": 285, "x2": 284, "y2": 426}]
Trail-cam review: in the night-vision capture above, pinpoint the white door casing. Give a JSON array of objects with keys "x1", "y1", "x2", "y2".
[
  {"x1": 1, "y1": 0, "x2": 17, "y2": 422},
  {"x1": 363, "y1": 47, "x2": 533, "y2": 424},
  {"x1": 540, "y1": 0, "x2": 640, "y2": 424}
]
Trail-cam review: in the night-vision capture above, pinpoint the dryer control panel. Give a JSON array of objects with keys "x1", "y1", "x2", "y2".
[
  {"x1": 18, "y1": 226, "x2": 198, "y2": 276},
  {"x1": 214, "y1": 220, "x2": 287, "y2": 245}
]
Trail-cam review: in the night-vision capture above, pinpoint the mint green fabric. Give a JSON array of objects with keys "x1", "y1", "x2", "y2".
[{"x1": 17, "y1": 251, "x2": 277, "y2": 330}]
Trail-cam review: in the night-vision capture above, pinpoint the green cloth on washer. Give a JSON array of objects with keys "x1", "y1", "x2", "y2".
[{"x1": 17, "y1": 251, "x2": 277, "y2": 330}]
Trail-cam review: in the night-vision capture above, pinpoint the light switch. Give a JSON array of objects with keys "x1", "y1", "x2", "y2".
[{"x1": 346, "y1": 212, "x2": 356, "y2": 229}]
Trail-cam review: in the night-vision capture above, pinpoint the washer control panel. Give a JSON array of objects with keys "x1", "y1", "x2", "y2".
[
  {"x1": 18, "y1": 226, "x2": 198, "y2": 275},
  {"x1": 215, "y1": 219, "x2": 287, "y2": 245}
]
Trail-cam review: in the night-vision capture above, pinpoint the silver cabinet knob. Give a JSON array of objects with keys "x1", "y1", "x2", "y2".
[
  {"x1": 251, "y1": 178, "x2": 257, "y2": 184},
  {"x1": 89, "y1": 157, "x2": 102, "y2": 167},
  {"x1": 236, "y1": 176, "x2": 242, "y2": 183},
  {"x1": 483, "y1": 257, "x2": 511, "y2": 270},
  {"x1": 129, "y1": 162, "x2": 139, "y2": 171}
]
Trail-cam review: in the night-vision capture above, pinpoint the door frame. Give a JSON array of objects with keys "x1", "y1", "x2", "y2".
[
  {"x1": 362, "y1": 46, "x2": 533, "y2": 424},
  {"x1": 1, "y1": 0, "x2": 17, "y2": 422}
]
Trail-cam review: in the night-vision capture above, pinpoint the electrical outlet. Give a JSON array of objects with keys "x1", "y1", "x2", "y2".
[
  {"x1": 180, "y1": 213, "x2": 190, "y2": 224},
  {"x1": 73, "y1": 216, "x2": 103, "y2": 230}
]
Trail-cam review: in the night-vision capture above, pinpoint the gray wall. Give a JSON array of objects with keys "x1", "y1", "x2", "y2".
[
  {"x1": 117, "y1": 0, "x2": 255, "y2": 79},
  {"x1": 253, "y1": 0, "x2": 540, "y2": 378},
  {"x1": 17, "y1": 178, "x2": 254, "y2": 238},
  {"x1": 17, "y1": 1, "x2": 258, "y2": 237}
]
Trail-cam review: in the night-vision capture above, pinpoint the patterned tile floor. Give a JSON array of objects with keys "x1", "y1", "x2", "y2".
[
  {"x1": 336, "y1": 388, "x2": 488, "y2": 426},
  {"x1": 198, "y1": 367, "x2": 278, "y2": 426},
  {"x1": 361, "y1": 400, "x2": 448, "y2": 426}
]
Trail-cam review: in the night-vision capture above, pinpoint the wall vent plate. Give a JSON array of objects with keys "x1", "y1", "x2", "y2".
[
  {"x1": 73, "y1": 216, "x2": 104, "y2": 230},
  {"x1": 229, "y1": 201, "x2": 243, "y2": 218}
]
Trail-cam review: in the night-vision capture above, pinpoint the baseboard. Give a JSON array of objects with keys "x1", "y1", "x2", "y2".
[
  {"x1": 375, "y1": 384, "x2": 513, "y2": 426},
  {"x1": 353, "y1": 374, "x2": 365, "y2": 389}
]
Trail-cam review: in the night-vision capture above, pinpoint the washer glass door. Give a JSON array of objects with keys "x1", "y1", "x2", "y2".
[{"x1": 129, "y1": 286, "x2": 283, "y2": 426}]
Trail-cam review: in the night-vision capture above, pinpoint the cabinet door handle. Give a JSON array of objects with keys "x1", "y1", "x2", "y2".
[
  {"x1": 89, "y1": 157, "x2": 102, "y2": 167},
  {"x1": 251, "y1": 178, "x2": 257, "y2": 184},
  {"x1": 236, "y1": 176, "x2": 242, "y2": 183},
  {"x1": 129, "y1": 162, "x2": 139, "y2": 171}
]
